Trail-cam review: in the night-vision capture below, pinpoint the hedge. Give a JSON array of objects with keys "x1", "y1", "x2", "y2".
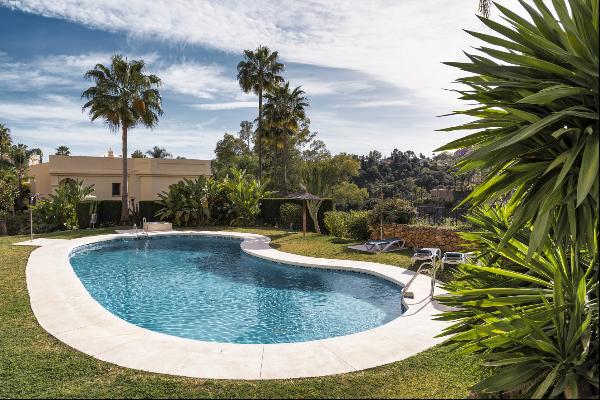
[
  {"x1": 258, "y1": 198, "x2": 333, "y2": 233},
  {"x1": 75, "y1": 202, "x2": 93, "y2": 228},
  {"x1": 138, "y1": 200, "x2": 162, "y2": 222},
  {"x1": 76, "y1": 200, "x2": 122, "y2": 228}
]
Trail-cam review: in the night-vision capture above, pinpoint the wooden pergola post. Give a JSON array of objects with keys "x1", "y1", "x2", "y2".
[
  {"x1": 302, "y1": 200, "x2": 307, "y2": 238},
  {"x1": 286, "y1": 191, "x2": 321, "y2": 239}
]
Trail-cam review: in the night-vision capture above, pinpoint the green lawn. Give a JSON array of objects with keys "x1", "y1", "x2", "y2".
[{"x1": 0, "y1": 227, "x2": 487, "y2": 398}]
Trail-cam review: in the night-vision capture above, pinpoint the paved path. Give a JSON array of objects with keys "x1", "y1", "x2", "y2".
[{"x1": 26, "y1": 231, "x2": 452, "y2": 379}]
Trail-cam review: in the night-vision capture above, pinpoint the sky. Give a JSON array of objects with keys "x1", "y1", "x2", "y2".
[{"x1": 0, "y1": 0, "x2": 522, "y2": 160}]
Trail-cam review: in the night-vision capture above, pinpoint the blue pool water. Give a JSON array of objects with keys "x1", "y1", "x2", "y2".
[{"x1": 69, "y1": 235, "x2": 405, "y2": 344}]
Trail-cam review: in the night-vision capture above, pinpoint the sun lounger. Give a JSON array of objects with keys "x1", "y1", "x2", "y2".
[
  {"x1": 441, "y1": 252, "x2": 473, "y2": 269},
  {"x1": 411, "y1": 247, "x2": 442, "y2": 265},
  {"x1": 363, "y1": 237, "x2": 406, "y2": 253}
]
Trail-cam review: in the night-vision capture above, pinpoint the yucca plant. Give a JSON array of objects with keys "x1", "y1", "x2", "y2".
[
  {"x1": 437, "y1": 1, "x2": 599, "y2": 397},
  {"x1": 438, "y1": 207, "x2": 598, "y2": 398},
  {"x1": 437, "y1": 0, "x2": 598, "y2": 255}
]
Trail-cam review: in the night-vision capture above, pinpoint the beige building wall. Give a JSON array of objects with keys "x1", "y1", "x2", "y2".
[{"x1": 29, "y1": 155, "x2": 211, "y2": 202}]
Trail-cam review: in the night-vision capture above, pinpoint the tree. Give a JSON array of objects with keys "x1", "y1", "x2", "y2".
[
  {"x1": 302, "y1": 139, "x2": 330, "y2": 162},
  {"x1": 331, "y1": 182, "x2": 368, "y2": 210},
  {"x1": 263, "y1": 82, "x2": 309, "y2": 194},
  {"x1": 0, "y1": 171, "x2": 18, "y2": 235},
  {"x1": 353, "y1": 149, "x2": 459, "y2": 201},
  {"x1": 82, "y1": 54, "x2": 163, "y2": 224},
  {"x1": 237, "y1": 45, "x2": 284, "y2": 182},
  {"x1": 238, "y1": 120, "x2": 254, "y2": 149},
  {"x1": 9, "y1": 144, "x2": 42, "y2": 211},
  {"x1": 0, "y1": 123, "x2": 12, "y2": 169},
  {"x1": 437, "y1": 0, "x2": 598, "y2": 397},
  {"x1": 300, "y1": 154, "x2": 360, "y2": 233},
  {"x1": 55, "y1": 145, "x2": 70, "y2": 156},
  {"x1": 478, "y1": 0, "x2": 492, "y2": 18},
  {"x1": 146, "y1": 146, "x2": 172, "y2": 159},
  {"x1": 131, "y1": 150, "x2": 146, "y2": 158},
  {"x1": 212, "y1": 133, "x2": 257, "y2": 178}
]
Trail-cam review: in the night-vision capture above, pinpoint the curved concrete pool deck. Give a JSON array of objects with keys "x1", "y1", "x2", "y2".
[{"x1": 24, "y1": 231, "x2": 452, "y2": 380}]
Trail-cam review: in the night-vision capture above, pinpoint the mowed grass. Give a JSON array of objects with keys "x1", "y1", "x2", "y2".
[{"x1": 0, "y1": 227, "x2": 487, "y2": 399}]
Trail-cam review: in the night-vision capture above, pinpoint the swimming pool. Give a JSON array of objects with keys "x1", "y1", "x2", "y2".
[{"x1": 69, "y1": 235, "x2": 405, "y2": 344}]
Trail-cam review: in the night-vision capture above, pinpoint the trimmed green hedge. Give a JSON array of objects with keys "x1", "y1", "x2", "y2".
[
  {"x1": 75, "y1": 202, "x2": 93, "y2": 229},
  {"x1": 76, "y1": 200, "x2": 121, "y2": 228},
  {"x1": 138, "y1": 200, "x2": 162, "y2": 222},
  {"x1": 258, "y1": 198, "x2": 333, "y2": 233}
]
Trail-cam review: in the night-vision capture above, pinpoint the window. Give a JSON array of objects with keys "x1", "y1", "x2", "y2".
[{"x1": 112, "y1": 183, "x2": 121, "y2": 196}]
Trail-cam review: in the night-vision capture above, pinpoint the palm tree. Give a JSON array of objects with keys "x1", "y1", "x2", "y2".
[
  {"x1": 82, "y1": 54, "x2": 163, "y2": 224},
  {"x1": 237, "y1": 46, "x2": 284, "y2": 182},
  {"x1": 263, "y1": 82, "x2": 308, "y2": 193},
  {"x1": 478, "y1": 0, "x2": 492, "y2": 17},
  {"x1": 146, "y1": 146, "x2": 172, "y2": 159},
  {"x1": 55, "y1": 145, "x2": 70, "y2": 156},
  {"x1": 0, "y1": 123, "x2": 12, "y2": 169},
  {"x1": 10, "y1": 144, "x2": 42, "y2": 211},
  {"x1": 131, "y1": 150, "x2": 146, "y2": 158}
]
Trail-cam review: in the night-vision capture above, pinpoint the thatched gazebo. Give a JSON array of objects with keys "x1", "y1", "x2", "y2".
[{"x1": 286, "y1": 191, "x2": 323, "y2": 238}]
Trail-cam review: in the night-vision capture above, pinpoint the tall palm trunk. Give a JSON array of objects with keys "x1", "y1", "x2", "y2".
[
  {"x1": 283, "y1": 133, "x2": 288, "y2": 195},
  {"x1": 120, "y1": 125, "x2": 129, "y2": 224},
  {"x1": 257, "y1": 87, "x2": 263, "y2": 181},
  {"x1": 15, "y1": 167, "x2": 24, "y2": 211}
]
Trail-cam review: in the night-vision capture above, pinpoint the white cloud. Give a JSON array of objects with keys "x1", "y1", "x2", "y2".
[
  {"x1": 158, "y1": 63, "x2": 240, "y2": 99},
  {"x1": 287, "y1": 77, "x2": 371, "y2": 96},
  {"x1": 336, "y1": 100, "x2": 412, "y2": 108},
  {"x1": 11, "y1": 0, "x2": 525, "y2": 107},
  {"x1": 0, "y1": 95, "x2": 86, "y2": 122},
  {"x1": 191, "y1": 101, "x2": 256, "y2": 111},
  {"x1": 0, "y1": 52, "x2": 159, "y2": 91}
]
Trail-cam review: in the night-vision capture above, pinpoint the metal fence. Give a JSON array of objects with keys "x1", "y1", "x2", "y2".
[{"x1": 416, "y1": 205, "x2": 468, "y2": 225}]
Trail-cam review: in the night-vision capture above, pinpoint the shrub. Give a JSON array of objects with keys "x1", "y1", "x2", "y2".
[
  {"x1": 155, "y1": 170, "x2": 267, "y2": 228},
  {"x1": 324, "y1": 210, "x2": 371, "y2": 240},
  {"x1": 33, "y1": 180, "x2": 94, "y2": 230},
  {"x1": 346, "y1": 210, "x2": 371, "y2": 241},
  {"x1": 279, "y1": 203, "x2": 302, "y2": 230},
  {"x1": 324, "y1": 211, "x2": 348, "y2": 238},
  {"x1": 368, "y1": 198, "x2": 416, "y2": 226},
  {"x1": 223, "y1": 168, "x2": 269, "y2": 226},
  {"x1": 259, "y1": 198, "x2": 333, "y2": 232},
  {"x1": 156, "y1": 177, "x2": 209, "y2": 227},
  {"x1": 206, "y1": 178, "x2": 233, "y2": 225}
]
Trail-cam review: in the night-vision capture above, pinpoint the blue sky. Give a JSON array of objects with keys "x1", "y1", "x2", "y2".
[{"x1": 0, "y1": 1, "x2": 521, "y2": 160}]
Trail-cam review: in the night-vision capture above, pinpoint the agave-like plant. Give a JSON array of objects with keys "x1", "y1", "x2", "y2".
[
  {"x1": 156, "y1": 177, "x2": 209, "y2": 227},
  {"x1": 438, "y1": 206, "x2": 598, "y2": 398},
  {"x1": 437, "y1": 1, "x2": 599, "y2": 397},
  {"x1": 223, "y1": 168, "x2": 270, "y2": 226},
  {"x1": 437, "y1": 0, "x2": 598, "y2": 255}
]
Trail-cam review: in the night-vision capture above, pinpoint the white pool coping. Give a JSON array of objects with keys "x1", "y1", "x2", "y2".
[{"x1": 24, "y1": 231, "x2": 452, "y2": 380}]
